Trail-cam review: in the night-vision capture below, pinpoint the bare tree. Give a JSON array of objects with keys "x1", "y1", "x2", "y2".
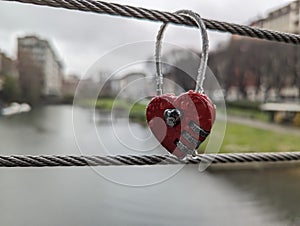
[{"x1": 209, "y1": 37, "x2": 300, "y2": 102}]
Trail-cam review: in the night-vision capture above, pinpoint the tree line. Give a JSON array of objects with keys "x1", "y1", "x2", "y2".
[
  {"x1": 158, "y1": 37, "x2": 300, "y2": 103},
  {"x1": 209, "y1": 37, "x2": 300, "y2": 102}
]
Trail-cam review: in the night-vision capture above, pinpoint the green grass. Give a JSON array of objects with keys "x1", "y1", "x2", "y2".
[
  {"x1": 95, "y1": 98, "x2": 147, "y2": 122},
  {"x1": 226, "y1": 107, "x2": 270, "y2": 122},
  {"x1": 129, "y1": 102, "x2": 147, "y2": 123},
  {"x1": 226, "y1": 100, "x2": 270, "y2": 122},
  {"x1": 218, "y1": 122, "x2": 300, "y2": 153},
  {"x1": 95, "y1": 98, "x2": 128, "y2": 110}
]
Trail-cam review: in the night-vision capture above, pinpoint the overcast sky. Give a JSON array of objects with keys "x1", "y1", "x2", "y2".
[{"x1": 0, "y1": 0, "x2": 292, "y2": 76}]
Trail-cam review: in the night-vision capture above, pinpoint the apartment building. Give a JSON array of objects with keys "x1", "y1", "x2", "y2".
[{"x1": 18, "y1": 35, "x2": 63, "y2": 97}]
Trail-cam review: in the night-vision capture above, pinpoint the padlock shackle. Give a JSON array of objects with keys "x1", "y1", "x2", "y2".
[{"x1": 155, "y1": 10, "x2": 209, "y2": 95}]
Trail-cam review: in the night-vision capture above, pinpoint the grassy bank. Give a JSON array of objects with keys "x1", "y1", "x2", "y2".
[
  {"x1": 226, "y1": 107, "x2": 270, "y2": 122},
  {"x1": 226, "y1": 100, "x2": 270, "y2": 122},
  {"x1": 218, "y1": 122, "x2": 300, "y2": 153},
  {"x1": 94, "y1": 98, "x2": 146, "y2": 123}
]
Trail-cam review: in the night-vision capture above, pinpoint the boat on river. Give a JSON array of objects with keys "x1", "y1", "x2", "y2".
[{"x1": 1, "y1": 102, "x2": 31, "y2": 116}]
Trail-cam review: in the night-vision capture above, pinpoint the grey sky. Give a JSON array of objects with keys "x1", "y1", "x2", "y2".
[{"x1": 0, "y1": 0, "x2": 292, "y2": 76}]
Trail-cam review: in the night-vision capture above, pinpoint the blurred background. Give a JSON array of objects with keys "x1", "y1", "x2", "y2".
[{"x1": 0, "y1": 0, "x2": 300, "y2": 225}]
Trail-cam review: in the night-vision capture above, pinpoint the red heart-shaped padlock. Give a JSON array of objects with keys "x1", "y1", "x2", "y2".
[
  {"x1": 146, "y1": 90, "x2": 215, "y2": 158},
  {"x1": 148, "y1": 10, "x2": 215, "y2": 158}
]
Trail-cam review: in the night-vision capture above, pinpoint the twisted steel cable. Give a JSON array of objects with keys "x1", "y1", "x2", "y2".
[
  {"x1": 3, "y1": 0, "x2": 300, "y2": 45},
  {"x1": 0, "y1": 153, "x2": 299, "y2": 167},
  {"x1": 1, "y1": 0, "x2": 300, "y2": 167}
]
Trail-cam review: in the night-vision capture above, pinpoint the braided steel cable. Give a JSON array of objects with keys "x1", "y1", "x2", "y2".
[
  {"x1": 0, "y1": 152, "x2": 299, "y2": 167},
  {"x1": 3, "y1": 0, "x2": 300, "y2": 45},
  {"x1": 1, "y1": 0, "x2": 300, "y2": 167}
]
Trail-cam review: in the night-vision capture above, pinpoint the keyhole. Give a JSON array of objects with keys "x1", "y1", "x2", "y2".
[{"x1": 164, "y1": 109, "x2": 182, "y2": 128}]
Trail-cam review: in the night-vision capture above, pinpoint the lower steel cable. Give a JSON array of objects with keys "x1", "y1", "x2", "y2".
[{"x1": 0, "y1": 152, "x2": 300, "y2": 167}]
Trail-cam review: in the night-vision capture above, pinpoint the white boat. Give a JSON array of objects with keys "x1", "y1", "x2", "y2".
[
  {"x1": 19, "y1": 103, "x2": 31, "y2": 113},
  {"x1": 1, "y1": 102, "x2": 31, "y2": 116}
]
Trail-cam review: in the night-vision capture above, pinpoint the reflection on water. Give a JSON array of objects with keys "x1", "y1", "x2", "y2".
[
  {"x1": 211, "y1": 167, "x2": 300, "y2": 225},
  {"x1": 0, "y1": 105, "x2": 299, "y2": 225}
]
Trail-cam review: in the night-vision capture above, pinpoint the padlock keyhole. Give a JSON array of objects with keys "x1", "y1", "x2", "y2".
[{"x1": 164, "y1": 108, "x2": 181, "y2": 128}]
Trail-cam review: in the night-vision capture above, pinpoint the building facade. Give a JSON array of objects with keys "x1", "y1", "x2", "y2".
[
  {"x1": 250, "y1": 1, "x2": 300, "y2": 34},
  {"x1": 18, "y1": 35, "x2": 63, "y2": 97}
]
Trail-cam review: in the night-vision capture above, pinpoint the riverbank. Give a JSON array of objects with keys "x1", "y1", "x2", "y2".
[
  {"x1": 81, "y1": 98, "x2": 146, "y2": 123},
  {"x1": 78, "y1": 98, "x2": 300, "y2": 153},
  {"x1": 220, "y1": 120, "x2": 300, "y2": 153}
]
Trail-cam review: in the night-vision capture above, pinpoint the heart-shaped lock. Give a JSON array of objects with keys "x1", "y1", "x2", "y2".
[{"x1": 146, "y1": 10, "x2": 215, "y2": 158}]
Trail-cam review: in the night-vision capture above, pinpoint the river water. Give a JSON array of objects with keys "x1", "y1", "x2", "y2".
[{"x1": 0, "y1": 105, "x2": 299, "y2": 226}]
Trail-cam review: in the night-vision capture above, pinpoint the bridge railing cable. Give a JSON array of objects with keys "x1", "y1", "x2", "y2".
[
  {"x1": 0, "y1": 153, "x2": 299, "y2": 167},
  {"x1": 3, "y1": 0, "x2": 300, "y2": 45},
  {"x1": 1, "y1": 0, "x2": 300, "y2": 167}
]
